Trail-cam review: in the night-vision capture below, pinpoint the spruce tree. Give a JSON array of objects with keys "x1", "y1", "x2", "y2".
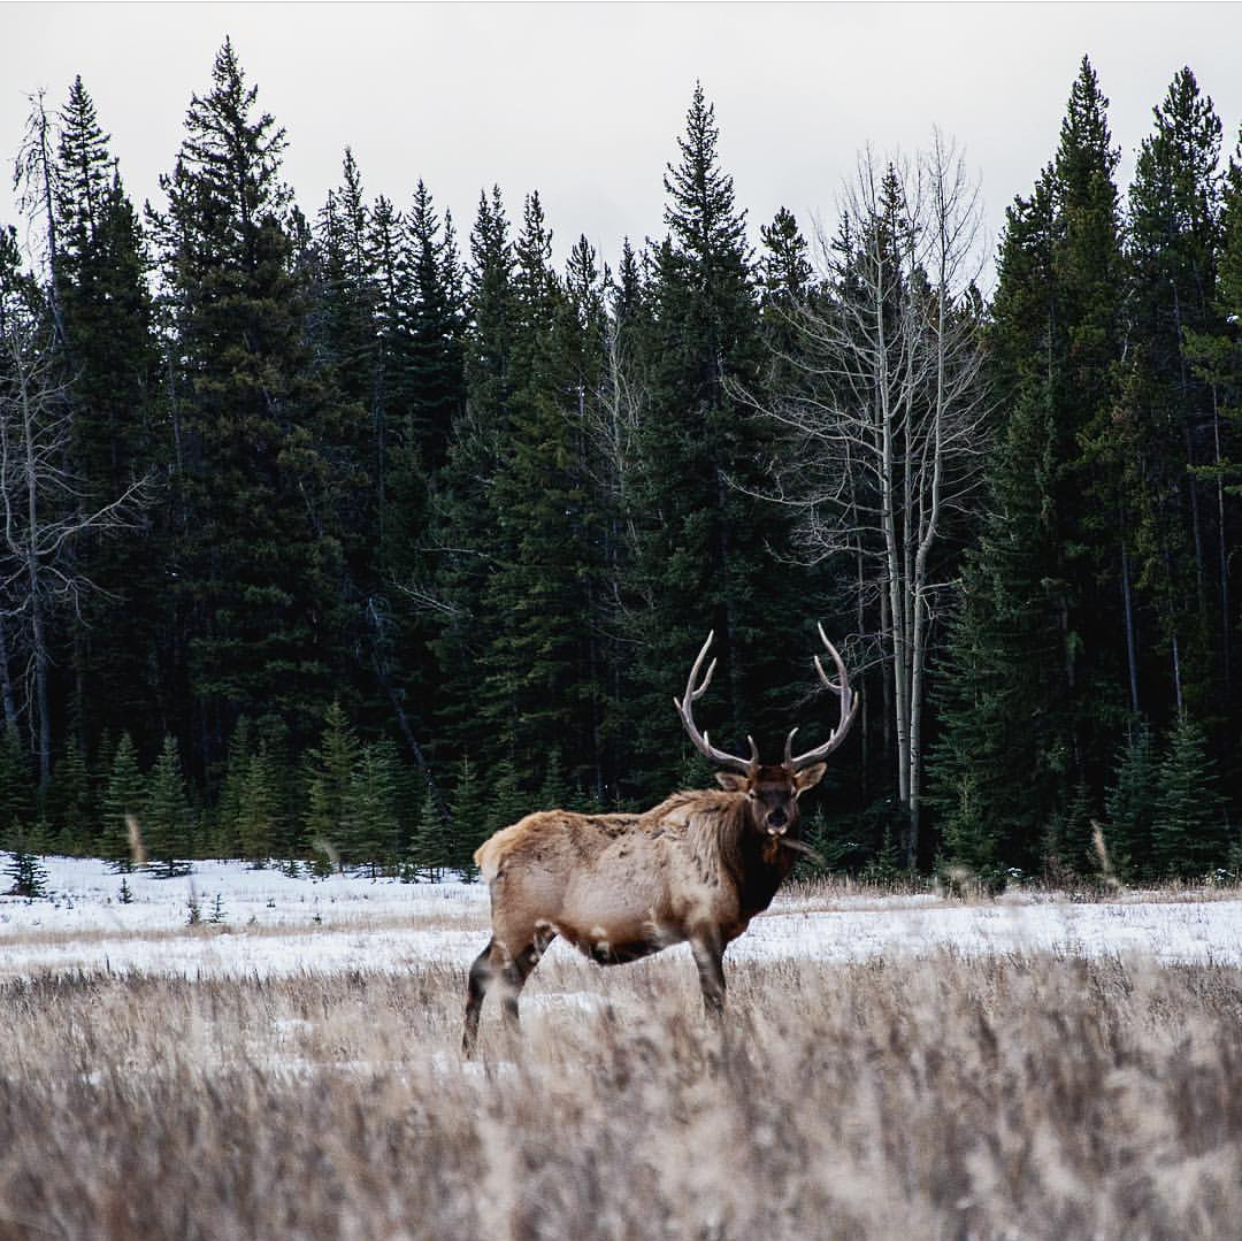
[
  {"x1": 344, "y1": 742, "x2": 400, "y2": 876},
  {"x1": 622, "y1": 84, "x2": 788, "y2": 801},
  {"x1": 1125, "y1": 67, "x2": 1225, "y2": 714},
  {"x1": 53, "y1": 76, "x2": 162, "y2": 752},
  {"x1": 237, "y1": 744, "x2": 281, "y2": 866},
  {"x1": 144, "y1": 735, "x2": 192, "y2": 877},
  {"x1": 4, "y1": 833, "x2": 49, "y2": 899},
  {"x1": 215, "y1": 717, "x2": 252, "y2": 856},
  {"x1": 303, "y1": 701, "x2": 361, "y2": 867},
  {"x1": 1153, "y1": 714, "x2": 1228, "y2": 878},
  {"x1": 409, "y1": 779, "x2": 447, "y2": 880},
  {"x1": 930, "y1": 59, "x2": 1129, "y2": 868},
  {"x1": 0, "y1": 723, "x2": 33, "y2": 848},
  {"x1": 48, "y1": 741, "x2": 93, "y2": 854},
  {"x1": 149, "y1": 40, "x2": 356, "y2": 768},
  {"x1": 1103, "y1": 721, "x2": 1160, "y2": 880},
  {"x1": 101, "y1": 732, "x2": 143, "y2": 871},
  {"x1": 448, "y1": 756, "x2": 488, "y2": 877}
]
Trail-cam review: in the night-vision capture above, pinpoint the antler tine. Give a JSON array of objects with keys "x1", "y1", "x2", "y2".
[
  {"x1": 785, "y1": 625, "x2": 860, "y2": 771},
  {"x1": 673, "y1": 631, "x2": 756, "y2": 774}
]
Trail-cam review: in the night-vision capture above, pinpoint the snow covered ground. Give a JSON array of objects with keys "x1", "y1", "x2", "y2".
[{"x1": 2, "y1": 853, "x2": 1241, "y2": 980}]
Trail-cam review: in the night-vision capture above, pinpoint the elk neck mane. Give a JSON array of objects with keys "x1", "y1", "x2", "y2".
[{"x1": 642, "y1": 787, "x2": 754, "y2": 876}]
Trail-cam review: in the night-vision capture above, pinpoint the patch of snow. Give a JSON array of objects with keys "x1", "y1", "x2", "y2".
[{"x1": 2, "y1": 853, "x2": 1242, "y2": 980}]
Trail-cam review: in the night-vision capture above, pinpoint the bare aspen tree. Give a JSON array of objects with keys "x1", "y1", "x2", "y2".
[
  {"x1": 0, "y1": 318, "x2": 150, "y2": 785},
  {"x1": 740, "y1": 134, "x2": 991, "y2": 864}
]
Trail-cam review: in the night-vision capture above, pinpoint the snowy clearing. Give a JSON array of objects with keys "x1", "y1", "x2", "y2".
[{"x1": 2, "y1": 853, "x2": 1241, "y2": 980}]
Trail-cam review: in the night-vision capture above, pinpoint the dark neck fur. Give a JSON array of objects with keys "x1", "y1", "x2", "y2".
[{"x1": 718, "y1": 795, "x2": 793, "y2": 919}]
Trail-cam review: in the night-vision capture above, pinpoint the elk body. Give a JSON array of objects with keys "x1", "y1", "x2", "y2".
[{"x1": 462, "y1": 627, "x2": 858, "y2": 1056}]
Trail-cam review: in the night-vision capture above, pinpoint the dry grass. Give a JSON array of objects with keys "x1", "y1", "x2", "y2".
[{"x1": 2, "y1": 943, "x2": 1241, "y2": 1240}]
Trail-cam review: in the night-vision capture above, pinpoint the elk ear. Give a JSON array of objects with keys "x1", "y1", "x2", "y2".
[
  {"x1": 716, "y1": 771, "x2": 749, "y2": 793},
  {"x1": 793, "y1": 763, "x2": 827, "y2": 795}
]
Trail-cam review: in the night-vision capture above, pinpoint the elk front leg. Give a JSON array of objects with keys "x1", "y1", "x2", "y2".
[{"x1": 690, "y1": 930, "x2": 726, "y2": 1020}]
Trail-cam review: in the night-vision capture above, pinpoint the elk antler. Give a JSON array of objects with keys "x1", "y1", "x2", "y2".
[
  {"x1": 784, "y1": 623, "x2": 860, "y2": 771},
  {"x1": 674, "y1": 631, "x2": 758, "y2": 774}
]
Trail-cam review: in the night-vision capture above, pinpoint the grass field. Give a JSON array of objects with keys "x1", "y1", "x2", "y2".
[{"x1": 2, "y1": 859, "x2": 1241, "y2": 1239}]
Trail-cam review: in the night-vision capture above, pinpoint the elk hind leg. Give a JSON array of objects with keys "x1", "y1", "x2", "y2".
[
  {"x1": 462, "y1": 938, "x2": 496, "y2": 1057},
  {"x1": 498, "y1": 923, "x2": 556, "y2": 1037}
]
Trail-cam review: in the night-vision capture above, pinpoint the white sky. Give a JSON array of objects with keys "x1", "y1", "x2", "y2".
[{"x1": 3, "y1": 3, "x2": 1241, "y2": 286}]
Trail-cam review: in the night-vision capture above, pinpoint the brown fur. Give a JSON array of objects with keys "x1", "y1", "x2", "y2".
[{"x1": 462, "y1": 769, "x2": 822, "y2": 1055}]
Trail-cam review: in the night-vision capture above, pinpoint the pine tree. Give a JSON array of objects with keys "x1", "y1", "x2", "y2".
[
  {"x1": 930, "y1": 59, "x2": 1129, "y2": 869},
  {"x1": 622, "y1": 84, "x2": 787, "y2": 801},
  {"x1": 409, "y1": 777, "x2": 447, "y2": 880},
  {"x1": 4, "y1": 832, "x2": 48, "y2": 898},
  {"x1": 53, "y1": 76, "x2": 162, "y2": 754},
  {"x1": 149, "y1": 39, "x2": 357, "y2": 770},
  {"x1": 144, "y1": 735, "x2": 192, "y2": 877},
  {"x1": 758, "y1": 205, "x2": 813, "y2": 305},
  {"x1": 101, "y1": 731, "x2": 143, "y2": 870},
  {"x1": 303, "y1": 701, "x2": 361, "y2": 867},
  {"x1": 406, "y1": 179, "x2": 465, "y2": 472},
  {"x1": 1153, "y1": 714, "x2": 1228, "y2": 878},
  {"x1": 448, "y1": 756, "x2": 488, "y2": 877},
  {"x1": 237, "y1": 744, "x2": 281, "y2": 866},
  {"x1": 0, "y1": 723, "x2": 33, "y2": 847},
  {"x1": 215, "y1": 717, "x2": 252, "y2": 855},
  {"x1": 939, "y1": 774, "x2": 995, "y2": 877},
  {"x1": 1103, "y1": 720, "x2": 1160, "y2": 880},
  {"x1": 431, "y1": 186, "x2": 516, "y2": 761},
  {"x1": 344, "y1": 742, "x2": 400, "y2": 875},
  {"x1": 48, "y1": 740, "x2": 93, "y2": 854},
  {"x1": 1125, "y1": 67, "x2": 1225, "y2": 715}
]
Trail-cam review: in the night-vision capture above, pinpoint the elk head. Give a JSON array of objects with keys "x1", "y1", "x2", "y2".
[{"x1": 673, "y1": 625, "x2": 859, "y2": 850}]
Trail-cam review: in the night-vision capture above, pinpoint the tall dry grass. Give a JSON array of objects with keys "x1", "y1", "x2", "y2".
[{"x1": 1, "y1": 947, "x2": 1240, "y2": 1239}]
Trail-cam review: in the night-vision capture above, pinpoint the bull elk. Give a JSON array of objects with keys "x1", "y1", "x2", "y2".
[{"x1": 462, "y1": 625, "x2": 858, "y2": 1056}]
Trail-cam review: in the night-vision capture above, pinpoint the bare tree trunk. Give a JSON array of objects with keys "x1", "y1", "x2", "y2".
[{"x1": 16, "y1": 348, "x2": 51, "y2": 786}]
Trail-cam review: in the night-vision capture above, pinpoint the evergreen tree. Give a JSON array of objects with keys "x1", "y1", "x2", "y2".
[
  {"x1": 236, "y1": 743, "x2": 281, "y2": 865},
  {"x1": 214, "y1": 717, "x2": 252, "y2": 855},
  {"x1": 144, "y1": 734, "x2": 192, "y2": 876},
  {"x1": 53, "y1": 76, "x2": 162, "y2": 754},
  {"x1": 0, "y1": 723, "x2": 33, "y2": 847},
  {"x1": 409, "y1": 778, "x2": 447, "y2": 880},
  {"x1": 430, "y1": 185, "x2": 516, "y2": 760},
  {"x1": 406, "y1": 179, "x2": 465, "y2": 472},
  {"x1": 48, "y1": 740, "x2": 93, "y2": 854},
  {"x1": 4, "y1": 833, "x2": 49, "y2": 898},
  {"x1": 303, "y1": 701, "x2": 361, "y2": 866},
  {"x1": 931, "y1": 59, "x2": 1128, "y2": 868},
  {"x1": 101, "y1": 731, "x2": 143, "y2": 871},
  {"x1": 939, "y1": 774, "x2": 995, "y2": 877},
  {"x1": 448, "y1": 755, "x2": 487, "y2": 874},
  {"x1": 149, "y1": 39, "x2": 358, "y2": 771},
  {"x1": 1153, "y1": 714, "x2": 1228, "y2": 877},
  {"x1": 1125, "y1": 67, "x2": 1225, "y2": 714},
  {"x1": 344, "y1": 742, "x2": 400, "y2": 875},
  {"x1": 758, "y1": 205, "x2": 813, "y2": 305},
  {"x1": 623, "y1": 83, "x2": 787, "y2": 801},
  {"x1": 1103, "y1": 720, "x2": 1160, "y2": 880}
]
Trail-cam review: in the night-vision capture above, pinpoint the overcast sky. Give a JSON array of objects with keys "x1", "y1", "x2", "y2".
[{"x1": 4, "y1": 3, "x2": 1241, "y2": 286}]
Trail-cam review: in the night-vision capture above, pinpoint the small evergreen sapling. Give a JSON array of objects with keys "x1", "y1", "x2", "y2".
[{"x1": 4, "y1": 834, "x2": 48, "y2": 899}]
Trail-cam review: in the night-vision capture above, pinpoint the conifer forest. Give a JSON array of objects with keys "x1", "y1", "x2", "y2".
[{"x1": 2, "y1": 42, "x2": 1240, "y2": 887}]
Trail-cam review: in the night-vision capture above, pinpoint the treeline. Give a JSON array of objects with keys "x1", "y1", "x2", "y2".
[{"x1": 0, "y1": 43, "x2": 1237, "y2": 886}]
